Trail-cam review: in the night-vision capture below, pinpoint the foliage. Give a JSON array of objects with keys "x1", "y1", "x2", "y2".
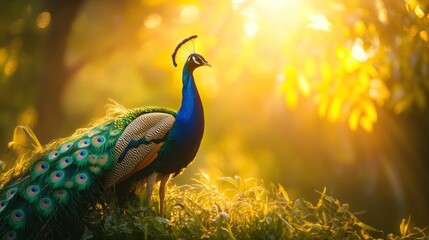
[
  {"x1": 85, "y1": 173, "x2": 428, "y2": 239},
  {"x1": 275, "y1": 0, "x2": 429, "y2": 132}
]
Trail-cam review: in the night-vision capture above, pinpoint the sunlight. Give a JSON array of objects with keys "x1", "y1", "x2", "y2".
[
  {"x1": 144, "y1": 13, "x2": 162, "y2": 29},
  {"x1": 180, "y1": 5, "x2": 199, "y2": 23},
  {"x1": 307, "y1": 14, "x2": 331, "y2": 31},
  {"x1": 244, "y1": 19, "x2": 259, "y2": 38},
  {"x1": 36, "y1": 12, "x2": 51, "y2": 29},
  {"x1": 351, "y1": 38, "x2": 368, "y2": 62}
]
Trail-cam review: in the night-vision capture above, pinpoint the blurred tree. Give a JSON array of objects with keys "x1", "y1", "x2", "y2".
[{"x1": 0, "y1": 0, "x2": 84, "y2": 146}]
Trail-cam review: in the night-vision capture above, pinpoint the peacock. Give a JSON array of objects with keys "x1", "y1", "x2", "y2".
[{"x1": 0, "y1": 35, "x2": 210, "y2": 239}]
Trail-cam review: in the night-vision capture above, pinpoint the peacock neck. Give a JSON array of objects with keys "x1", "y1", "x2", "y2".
[{"x1": 176, "y1": 65, "x2": 204, "y2": 124}]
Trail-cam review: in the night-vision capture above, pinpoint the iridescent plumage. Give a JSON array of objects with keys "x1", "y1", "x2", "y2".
[{"x1": 0, "y1": 36, "x2": 210, "y2": 239}]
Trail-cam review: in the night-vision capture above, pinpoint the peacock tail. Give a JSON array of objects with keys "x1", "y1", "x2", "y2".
[{"x1": 0, "y1": 101, "x2": 176, "y2": 239}]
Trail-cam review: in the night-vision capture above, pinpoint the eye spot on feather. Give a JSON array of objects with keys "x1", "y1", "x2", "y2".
[
  {"x1": 10, "y1": 209, "x2": 25, "y2": 229},
  {"x1": 39, "y1": 197, "x2": 52, "y2": 209},
  {"x1": 52, "y1": 189, "x2": 69, "y2": 204},
  {"x1": 77, "y1": 139, "x2": 90, "y2": 148},
  {"x1": 87, "y1": 129, "x2": 101, "y2": 137},
  {"x1": 47, "y1": 151, "x2": 60, "y2": 161},
  {"x1": 88, "y1": 154, "x2": 98, "y2": 165},
  {"x1": 91, "y1": 135, "x2": 105, "y2": 147},
  {"x1": 58, "y1": 156, "x2": 73, "y2": 169},
  {"x1": 97, "y1": 154, "x2": 109, "y2": 167},
  {"x1": 34, "y1": 161, "x2": 50, "y2": 175},
  {"x1": 6, "y1": 188, "x2": 18, "y2": 200},
  {"x1": 64, "y1": 180, "x2": 74, "y2": 189},
  {"x1": 89, "y1": 166, "x2": 102, "y2": 176},
  {"x1": 0, "y1": 200, "x2": 7, "y2": 213},
  {"x1": 59, "y1": 142, "x2": 73, "y2": 153},
  {"x1": 110, "y1": 129, "x2": 120, "y2": 136},
  {"x1": 4, "y1": 231, "x2": 16, "y2": 240},
  {"x1": 75, "y1": 173, "x2": 90, "y2": 190},
  {"x1": 50, "y1": 170, "x2": 65, "y2": 185},
  {"x1": 74, "y1": 149, "x2": 88, "y2": 166}
]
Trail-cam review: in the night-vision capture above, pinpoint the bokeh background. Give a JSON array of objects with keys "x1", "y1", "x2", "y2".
[{"x1": 0, "y1": 0, "x2": 428, "y2": 233}]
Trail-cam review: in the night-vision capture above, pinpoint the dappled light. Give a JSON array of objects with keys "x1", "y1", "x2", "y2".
[{"x1": 0, "y1": 0, "x2": 429, "y2": 235}]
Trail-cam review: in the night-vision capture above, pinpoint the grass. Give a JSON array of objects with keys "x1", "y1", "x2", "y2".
[{"x1": 85, "y1": 172, "x2": 427, "y2": 240}]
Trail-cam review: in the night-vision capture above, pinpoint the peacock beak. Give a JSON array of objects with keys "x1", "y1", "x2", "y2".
[{"x1": 204, "y1": 63, "x2": 212, "y2": 68}]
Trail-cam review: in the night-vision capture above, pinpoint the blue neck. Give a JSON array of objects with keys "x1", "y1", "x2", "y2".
[{"x1": 176, "y1": 63, "x2": 204, "y2": 124}]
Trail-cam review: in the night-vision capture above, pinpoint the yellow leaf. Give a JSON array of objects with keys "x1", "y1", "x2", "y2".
[
  {"x1": 285, "y1": 90, "x2": 298, "y2": 109},
  {"x1": 305, "y1": 59, "x2": 317, "y2": 78},
  {"x1": 327, "y1": 98, "x2": 342, "y2": 122},
  {"x1": 348, "y1": 107, "x2": 361, "y2": 131},
  {"x1": 363, "y1": 101, "x2": 377, "y2": 122},
  {"x1": 278, "y1": 183, "x2": 290, "y2": 202},
  {"x1": 354, "y1": 20, "x2": 366, "y2": 37},
  {"x1": 414, "y1": 5, "x2": 425, "y2": 18},
  {"x1": 297, "y1": 75, "x2": 310, "y2": 96},
  {"x1": 318, "y1": 97, "x2": 329, "y2": 118},
  {"x1": 359, "y1": 115, "x2": 373, "y2": 132},
  {"x1": 400, "y1": 216, "x2": 411, "y2": 236},
  {"x1": 320, "y1": 61, "x2": 332, "y2": 82}
]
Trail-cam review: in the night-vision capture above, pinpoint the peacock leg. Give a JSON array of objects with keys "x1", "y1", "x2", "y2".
[
  {"x1": 159, "y1": 173, "x2": 171, "y2": 216},
  {"x1": 145, "y1": 172, "x2": 158, "y2": 215}
]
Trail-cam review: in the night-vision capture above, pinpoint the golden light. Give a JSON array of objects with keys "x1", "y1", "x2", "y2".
[
  {"x1": 4, "y1": 59, "x2": 18, "y2": 76},
  {"x1": 375, "y1": 0, "x2": 388, "y2": 24},
  {"x1": 244, "y1": 19, "x2": 259, "y2": 38},
  {"x1": 36, "y1": 12, "x2": 51, "y2": 29},
  {"x1": 144, "y1": 13, "x2": 162, "y2": 29},
  {"x1": 180, "y1": 5, "x2": 199, "y2": 23},
  {"x1": 414, "y1": 4, "x2": 425, "y2": 18},
  {"x1": 351, "y1": 38, "x2": 368, "y2": 62},
  {"x1": 297, "y1": 75, "x2": 310, "y2": 96},
  {"x1": 0, "y1": 48, "x2": 7, "y2": 66},
  {"x1": 307, "y1": 14, "x2": 331, "y2": 31},
  {"x1": 420, "y1": 30, "x2": 428, "y2": 42}
]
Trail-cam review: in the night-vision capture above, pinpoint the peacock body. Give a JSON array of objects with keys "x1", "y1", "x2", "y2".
[{"x1": 0, "y1": 36, "x2": 210, "y2": 239}]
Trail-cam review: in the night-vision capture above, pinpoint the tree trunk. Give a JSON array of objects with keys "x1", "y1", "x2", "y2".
[{"x1": 36, "y1": 0, "x2": 84, "y2": 143}]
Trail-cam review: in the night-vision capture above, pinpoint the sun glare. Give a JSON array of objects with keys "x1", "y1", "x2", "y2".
[
  {"x1": 307, "y1": 14, "x2": 331, "y2": 31},
  {"x1": 351, "y1": 38, "x2": 368, "y2": 62},
  {"x1": 244, "y1": 19, "x2": 259, "y2": 38}
]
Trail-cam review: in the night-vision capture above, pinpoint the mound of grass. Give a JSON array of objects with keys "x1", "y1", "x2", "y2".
[{"x1": 86, "y1": 173, "x2": 427, "y2": 240}]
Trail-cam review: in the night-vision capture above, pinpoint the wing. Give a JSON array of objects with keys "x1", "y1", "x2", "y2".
[{"x1": 103, "y1": 112, "x2": 175, "y2": 189}]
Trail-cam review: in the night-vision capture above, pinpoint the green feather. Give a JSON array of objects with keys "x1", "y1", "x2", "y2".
[
  {"x1": 74, "y1": 149, "x2": 88, "y2": 167},
  {"x1": 2, "y1": 231, "x2": 18, "y2": 240},
  {"x1": 0, "y1": 104, "x2": 178, "y2": 236},
  {"x1": 31, "y1": 161, "x2": 50, "y2": 180},
  {"x1": 48, "y1": 170, "x2": 65, "y2": 188},
  {"x1": 8, "y1": 209, "x2": 25, "y2": 230},
  {"x1": 36, "y1": 197, "x2": 55, "y2": 217},
  {"x1": 0, "y1": 200, "x2": 8, "y2": 213},
  {"x1": 21, "y1": 184, "x2": 41, "y2": 203},
  {"x1": 52, "y1": 189, "x2": 69, "y2": 204},
  {"x1": 73, "y1": 172, "x2": 91, "y2": 191}
]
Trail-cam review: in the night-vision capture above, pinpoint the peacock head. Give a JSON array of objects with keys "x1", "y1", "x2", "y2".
[{"x1": 185, "y1": 53, "x2": 211, "y2": 73}]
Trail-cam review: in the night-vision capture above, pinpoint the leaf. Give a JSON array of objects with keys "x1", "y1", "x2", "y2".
[
  {"x1": 348, "y1": 107, "x2": 361, "y2": 131},
  {"x1": 327, "y1": 98, "x2": 343, "y2": 122},
  {"x1": 217, "y1": 176, "x2": 238, "y2": 188},
  {"x1": 8, "y1": 125, "x2": 42, "y2": 155},
  {"x1": 400, "y1": 216, "x2": 411, "y2": 236},
  {"x1": 356, "y1": 220, "x2": 380, "y2": 232},
  {"x1": 278, "y1": 183, "x2": 290, "y2": 202}
]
